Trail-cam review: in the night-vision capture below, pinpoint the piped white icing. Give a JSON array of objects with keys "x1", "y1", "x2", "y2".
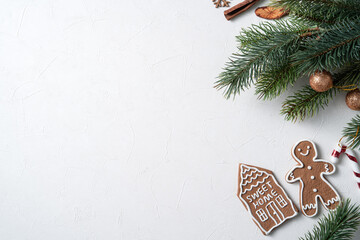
[
  {"x1": 303, "y1": 203, "x2": 317, "y2": 210},
  {"x1": 324, "y1": 164, "x2": 330, "y2": 173},
  {"x1": 289, "y1": 173, "x2": 295, "y2": 180},
  {"x1": 242, "y1": 175, "x2": 270, "y2": 194},
  {"x1": 300, "y1": 149, "x2": 310, "y2": 156},
  {"x1": 324, "y1": 197, "x2": 340, "y2": 206},
  {"x1": 286, "y1": 139, "x2": 341, "y2": 217},
  {"x1": 239, "y1": 164, "x2": 298, "y2": 235},
  {"x1": 242, "y1": 172, "x2": 265, "y2": 186}
]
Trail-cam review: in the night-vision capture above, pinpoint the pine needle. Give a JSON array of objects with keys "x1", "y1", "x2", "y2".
[
  {"x1": 281, "y1": 62, "x2": 360, "y2": 122},
  {"x1": 299, "y1": 199, "x2": 360, "y2": 240},
  {"x1": 255, "y1": 64, "x2": 299, "y2": 100},
  {"x1": 293, "y1": 17, "x2": 360, "y2": 75},
  {"x1": 272, "y1": 0, "x2": 360, "y2": 25},
  {"x1": 343, "y1": 115, "x2": 360, "y2": 149},
  {"x1": 215, "y1": 0, "x2": 360, "y2": 148},
  {"x1": 215, "y1": 19, "x2": 312, "y2": 99}
]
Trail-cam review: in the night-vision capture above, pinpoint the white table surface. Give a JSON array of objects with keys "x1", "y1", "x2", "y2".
[{"x1": 1, "y1": 0, "x2": 360, "y2": 239}]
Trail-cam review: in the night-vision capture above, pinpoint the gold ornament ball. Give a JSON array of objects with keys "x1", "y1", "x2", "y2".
[
  {"x1": 346, "y1": 89, "x2": 360, "y2": 111},
  {"x1": 309, "y1": 70, "x2": 333, "y2": 92}
]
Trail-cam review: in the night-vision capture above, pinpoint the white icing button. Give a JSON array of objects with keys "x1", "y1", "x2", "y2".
[
  {"x1": 307, "y1": 166, "x2": 312, "y2": 170},
  {"x1": 313, "y1": 189, "x2": 318, "y2": 192},
  {"x1": 311, "y1": 176, "x2": 315, "y2": 180}
]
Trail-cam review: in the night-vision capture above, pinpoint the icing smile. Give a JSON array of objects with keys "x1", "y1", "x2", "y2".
[
  {"x1": 298, "y1": 145, "x2": 311, "y2": 156},
  {"x1": 300, "y1": 150, "x2": 310, "y2": 156}
]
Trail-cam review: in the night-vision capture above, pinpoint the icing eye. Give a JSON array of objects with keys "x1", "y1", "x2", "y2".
[
  {"x1": 298, "y1": 148, "x2": 301, "y2": 152},
  {"x1": 307, "y1": 146, "x2": 311, "y2": 149}
]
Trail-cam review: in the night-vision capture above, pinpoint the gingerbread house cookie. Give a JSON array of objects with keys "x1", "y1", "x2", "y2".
[{"x1": 237, "y1": 164, "x2": 298, "y2": 235}]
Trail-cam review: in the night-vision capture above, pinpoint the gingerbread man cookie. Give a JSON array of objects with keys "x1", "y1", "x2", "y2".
[{"x1": 286, "y1": 140, "x2": 340, "y2": 217}]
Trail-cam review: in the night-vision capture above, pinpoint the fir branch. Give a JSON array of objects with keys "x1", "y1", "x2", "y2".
[
  {"x1": 282, "y1": 61, "x2": 360, "y2": 121},
  {"x1": 291, "y1": 13, "x2": 336, "y2": 26},
  {"x1": 235, "y1": 18, "x2": 311, "y2": 48},
  {"x1": 335, "y1": 61, "x2": 360, "y2": 86},
  {"x1": 255, "y1": 64, "x2": 299, "y2": 100},
  {"x1": 281, "y1": 85, "x2": 336, "y2": 122},
  {"x1": 293, "y1": 17, "x2": 360, "y2": 75},
  {"x1": 272, "y1": 0, "x2": 360, "y2": 25},
  {"x1": 299, "y1": 199, "x2": 360, "y2": 240},
  {"x1": 216, "y1": 19, "x2": 311, "y2": 98},
  {"x1": 343, "y1": 115, "x2": 360, "y2": 149}
]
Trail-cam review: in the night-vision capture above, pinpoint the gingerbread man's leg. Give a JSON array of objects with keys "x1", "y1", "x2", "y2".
[
  {"x1": 318, "y1": 183, "x2": 340, "y2": 211},
  {"x1": 301, "y1": 188, "x2": 318, "y2": 217}
]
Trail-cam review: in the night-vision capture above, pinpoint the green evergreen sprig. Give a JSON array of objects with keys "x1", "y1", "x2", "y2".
[
  {"x1": 215, "y1": 19, "x2": 313, "y2": 98},
  {"x1": 255, "y1": 64, "x2": 299, "y2": 100},
  {"x1": 335, "y1": 61, "x2": 360, "y2": 86},
  {"x1": 343, "y1": 115, "x2": 360, "y2": 149},
  {"x1": 216, "y1": 0, "x2": 360, "y2": 150},
  {"x1": 293, "y1": 17, "x2": 360, "y2": 75},
  {"x1": 216, "y1": 15, "x2": 360, "y2": 99},
  {"x1": 282, "y1": 62, "x2": 360, "y2": 121},
  {"x1": 272, "y1": 0, "x2": 360, "y2": 25},
  {"x1": 299, "y1": 199, "x2": 360, "y2": 240},
  {"x1": 281, "y1": 85, "x2": 337, "y2": 122}
]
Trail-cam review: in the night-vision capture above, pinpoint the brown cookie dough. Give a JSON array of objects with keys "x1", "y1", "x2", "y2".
[
  {"x1": 238, "y1": 164, "x2": 298, "y2": 235},
  {"x1": 286, "y1": 140, "x2": 340, "y2": 217}
]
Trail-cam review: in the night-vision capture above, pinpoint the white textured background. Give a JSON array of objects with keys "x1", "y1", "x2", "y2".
[{"x1": 1, "y1": 0, "x2": 360, "y2": 239}]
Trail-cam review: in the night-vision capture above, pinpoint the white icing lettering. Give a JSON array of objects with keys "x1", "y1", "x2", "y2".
[
  {"x1": 271, "y1": 189, "x2": 278, "y2": 196},
  {"x1": 251, "y1": 192, "x2": 259, "y2": 200},
  {"x1": 263, "y1": 193, "x2": 273, "y2": 203},
  {"x1": 247, "y1": 182, "x2": 283, "y2": 208}
]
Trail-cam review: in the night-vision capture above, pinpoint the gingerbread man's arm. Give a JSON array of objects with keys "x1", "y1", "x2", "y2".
[
  {"x1": 316, "y1": 160, "x2": 335, "y2": 174},
  {"x1": 286, "y1": 166, "x2": 304, "y2": 182}
]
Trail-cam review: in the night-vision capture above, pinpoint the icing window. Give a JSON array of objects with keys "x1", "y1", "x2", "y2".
[
  {"x1": 276, "y1": 195, "x2": 288, "y2": 208},
  {"x1": 256, "y1": 209, "x2": 268, "y2": 222}
]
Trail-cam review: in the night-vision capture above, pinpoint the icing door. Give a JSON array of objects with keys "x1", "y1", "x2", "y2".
[{"x1": 266, "y1": 201, "x2": 284, "y2": 224}]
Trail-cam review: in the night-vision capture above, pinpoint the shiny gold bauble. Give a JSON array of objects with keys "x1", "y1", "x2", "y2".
[
  {"x1": 346, "y1": 89, "x2": 360, "y2": 111},
  {"x1": 309, "y1": 70, "x2": 333, "y2": 92}
]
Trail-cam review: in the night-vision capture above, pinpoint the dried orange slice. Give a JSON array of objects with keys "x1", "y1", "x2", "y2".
[{"x1": 255, "y1": 6, "x2": 288, "y2": 20}]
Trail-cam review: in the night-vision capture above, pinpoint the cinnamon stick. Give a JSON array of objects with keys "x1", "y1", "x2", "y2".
[{"x1": 224, "y1": 0, "x2": 259, "y2": 21}]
